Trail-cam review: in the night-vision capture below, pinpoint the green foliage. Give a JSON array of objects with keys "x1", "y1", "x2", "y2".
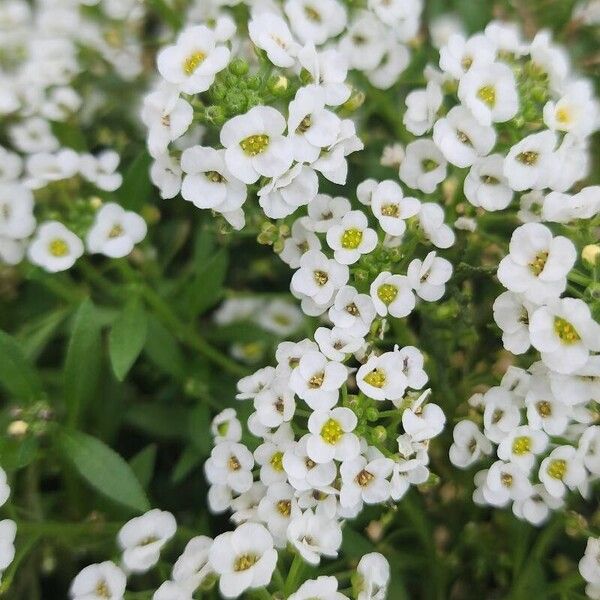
[{"x1": 0, "y1": 331, "x2": 43, "y2": 404}]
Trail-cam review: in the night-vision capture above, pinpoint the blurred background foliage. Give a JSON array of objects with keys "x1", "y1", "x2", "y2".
[{"x1": 0, "y1": 0, "x2": 598, "y2": 598}]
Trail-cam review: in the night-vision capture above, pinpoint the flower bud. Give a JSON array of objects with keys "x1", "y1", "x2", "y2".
[
  {"x1": 228, "y1": 57, "x2": 249, "y2": 77},
  {"x1": 582, "y1": 244, "x2": 600, "y2": 267},
  {"x1": 341, "y1": 89, "x2": 365, "y2": 114},
  {"x1": 268, "y1": 74, "x2": 289, "y2": 96},
  {"x1": 372, "y1": 425, "x2": 387, "y2": 443}
]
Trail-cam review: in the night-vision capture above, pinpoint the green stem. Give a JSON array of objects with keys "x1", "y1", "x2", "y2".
[{"x1": 284, "y1": 553, "x2": 306, "y2": 596}]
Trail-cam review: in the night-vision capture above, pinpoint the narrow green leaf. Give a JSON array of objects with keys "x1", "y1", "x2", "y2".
[
  {"x1": 129, "y1": 444, "x2": 157, "y2": 490},
  {"x1": 188, "y1": 403, "x2": 211, "y2": 455},
  {"x1": 0, "y1": 330, "x2": 43, "y2": 403},
  {"x1": 58, "y1": 429, "x2": 150, "y2": 513},
  {"x1": 64, "y1": 299, "x2": 103, "y2": 427},
  {"x1": 143, "y1": 316, "x2": 186, "y2": 379},
  {"x1": 19, "y1": 308, "x2": 70, "y2": 361},
  {"x1": 109, "y1": 298, "x2": 148, "y2": 381},
  {"x1": 184, "y1": 249, "x2": 229, "y2": 317},
  {"x1": 171, "y1": 445, "x2": 204, "y2": 484},
  {"x1": 117, "y1": 150, "x2": 153, "y2": 212},
  {"x1": 126, "y1": 403, "x2": 189, "y2": 439}
]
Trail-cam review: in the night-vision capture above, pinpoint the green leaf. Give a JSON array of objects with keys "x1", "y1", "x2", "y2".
[
  {"x1": 183, "y1": 249, "x2": 229, "y2": 317},
  {"x1": 126, "y1": 403, "x2": 189, "y2": 439},
  {"x1": 0, "y1": 436, "x2": 39, "y2": 471},
  {"x1": 109, "y1": 298, "x2": 148, "y2": 381},
  {"x1": 57, "y1": 429, "x2": 150, "y2": 513},
  {"x1": 171, "y1": 445, "x2": 204, "y2": 484},
  {"x1": 143, "y1": 316, "x2": 186, "y2": 379},
  {"x1": 188, "y1": 403, "x2": 211, "y2": 455},
  {"x1": 64, "y1": 299, "x2": 103, "y2": 427},
  {"x1": 18, "y1": 308, "x2": 70, "y2": 362},
  {"x1": 117, "y1": 150, "x2": 153, "y2": 212},
  {"x1": 0, "y1": 330, "x2": 43, "y2": 403},
  {"x1": 146, "y1": 0, "x2": 182, "y2": 30},
  {"x1": 129, "y1": 444, "x2": 157, "y2": 489}
]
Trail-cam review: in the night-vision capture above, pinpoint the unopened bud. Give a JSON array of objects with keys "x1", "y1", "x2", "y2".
[
  {"x1": 582, "y1": 244, "x2": 600, "y2": 266},
  {"x1": 341, "y1": 89, "x2": 365, "y2": 114},
  {"x1": 268, "y1": 75, "x2": 289, "y2": 96},
  {"x1": 8, "y1": 420, "x2": 28, "y2": 437}
]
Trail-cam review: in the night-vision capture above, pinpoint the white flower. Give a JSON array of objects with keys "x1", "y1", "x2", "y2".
[
  {"x1": 254, "y1": 429, "x2": 295, "y2": 485},
  {"x1": 370, "y1": 180, "x2": 420, "y2": 237},
  {"x1": 497, "y1": 425, "x2": 548, "y2": 471},
  {"x1": 0, "y1": 146, "x2": 22, "y2": 182},
  {"x1": 579, "y1": 426, "x2": 600, "y2": 475},
  {"x1": 530, "y1": 30, "x2": 569, "y2": 90},
  {"x1": 204, "y1": 441, "x2": 254, "y2": 494},
  {"x1": 0, "y1": 519, "x2": 16, "y2": 574},
  {"x1": 79, "y1": 150, "x2": 122, "y2": 192},
  {"x1": 400, "y1": 139, "x2": 448, "y2": 194},
  {"x1": 497, "y1": 223, "x2": 576, "y2": 303},
  {"x1": 580, "y1": 538, "x2": 600, "y2": 589},
  {"x1": 181, "y1": 146, "x2": 247, "y2": 219},
  {"x1": 289, "y1": 350, "x2": 347, "y2": 410},
  {"x1": 0, "y1": 237, "x2": 25, "y2": 266},
  {"x1": 525, "y1": 374, "x2": 570, "y2": 436},
  {"x1": 547, "y1": 356, "x2": 600, "y2": 408},
  {"x1": 529, "y1": 298, "x2": 600, "y2": 374},
  {"x1": 356, "y1": 553, "x2": 390, "y2": 600},
  {"x1": 433, "y1": 106, "x2": 496, "y2": 168},
  {"x1": 290, "y1": 250, "x2": 349, "y2": 316},
  {"x1": 339, "y1": 455, "x2": 393, "y2": 507},
  {"x1": 543, "y1": 186, "x2": 600, "y2": 223},
  {"x1": 10, "y1": 117, "x2": 59, "y2": 154},
  {"x1": 370, "y1": 271, "x2": 415, "y2": 318},
  {"x1": 518, "y1": 190, "x2": 544, "y2": 223},
  {"x1": 492, "y1": 291, "x2": 534, "y2": 354},
  {"x1": 297, "y1": 43, "x2": 350, "y2": 107},
  {"x1": 237, "y1": 366, "x2": 276, "y2": 401},
  {"x1": 306, "y1": 195, "x2": 351, "y2": 232},
  {"x1": 389, "y1": 456, "x2": 429, "y2": 501},
  {"x1": 403, "y1": 81, "x2": 443, "y2": 136},
  {"x1": 367, "y1": 39, "x2": 410, "y2": 90},
  {"x1": 153, "y1": 581, "x2": 192, "y2": 600},
  {"x1": 258, "y1": 300, "x2": 303, "y2": 336},
  {"x1": 211, "y1": 409, "x2": 242, "y2": 443},
  {"x1": 402, "y1": 401, "x2": 445, "y2": 442},
  {"x1": 458, "y1": 62, "x2": 519, "y2": 126},
  {"x1": 287, "y1": 509, "x2": 342, "y2": 565},
  {"x1": 380, "y1": 144, "x2": 405, "y2": 168},
  {"x1": 407, "y1": 251, "x2": 452, "y2": 302},
  {"x1": 484, "y1": 21, "x2": 529, "y2": 55},
  {"x1": 283, "y1": 435, "x2": 337, "y2": 491},
  {"x1": 539, "y1": 445, "x2": 586, "y2": 498},
  {"x1": 172, "y1": 536, "x2": 213, "y2": 594},
  {"x1": 70, "y1": 561, "x2": 126, "y2": 600},
  {"x1": 464, "y1": 154, "x2": 514, "y2": 211},
  {"x1": 258, "y1": 164, "x2": 318, "y2": 219},
  {"x1": 288, "y1": 86, "x2": 342, "y2": 164},
  {"x1": 289, "y1": 575, "x2": 349, "y2": 600},
  {"x1": 314, "y1": 326, "x2": 363, "y2": 362},
  {"x1": 284, "y1": 0, "x2": 347, "y2": 45},
  {"x1": 503, "y1": 131, "x2": 558, "y2": 191},
  {"x1": 0, "y1": 469, "x2": 9, "y2": 508},
  {"x1": 339, "y1": 12, "x2": 387, "y2": 72},
  {"x1": 254, "y1": 376, "x2": 296, "y2": 428},
  {"x1": 482, "y1": 461, "x2": 533, "y2": 506},
  {"x1": 547, "y1": 132, "x2": 590, "y2": 193},
  {"x1": 449, "y1": 420, "x2": 492, "y2": 468},
  {"x1": 86, "y1": 203, "x2": 147, "y2": 258},
  {"x1": 356, "y1": 352, "x2": 408, "y2": 402},
  {"x1": 142, "y1": 87, "x2": 194, "y2": 158},
  {"x1": 150, "y1": 154, "x2": 182, "y2": 200},
  {"x1": 439, "y1": 33, "x2": 496, "y2": 79},
  {"x1": 230, "y1": 482, "x2": 266, "y2": 525},
  {"x1": 482, "y1": 386, "x2": 521, "y2": 444},
  {"x1": 209, "y1": 523, "x2": 277, "y2": 598},
  {"x1": 25, "y1": 149, "x2": 80, "y2": 189},
  {"x1": 118, "y1": 509, "x2": 177, "y2": 573},
  {"x1": 28, "y1": 221, "x2": 84, "y2": 273},
  {"x1": 280, "y1": 219, "x2": 321, "y2": 269},
  {"x1": 307, "y1": 407, "x2": 360, "y2": 463},
  {"x1": 543, "y1": 80, "x2": 599, "y2": 138},
  {"x1": 221, "y1": 106, "x2": 293, "y2": 185},
  {"x1": 157, "y1": 25, "x2": 230, "y2": 94},
  {"x1": 328, "y1": 286, "x2": 376, "y2": 337},
  {"x1": 0, "y1": 182, "x2": 36, "y2": 240},
  {"x1": 512, "y1": 484, "x2": 563, "y2": 526},
  {"x1": 325, "y1": 210, "x2": 377, "y2": 265},
  {"x1": 430, "y1": 14, "x2": 465, "y2": 49},
  {"x1": 249, "y1": 12, "x2": 300, "y2": 68},
  {"x1": 257, "y1": 482, "x2": 301, "y2": 545}
]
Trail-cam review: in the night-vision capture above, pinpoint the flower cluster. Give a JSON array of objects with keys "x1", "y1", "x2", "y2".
[
  {"x1": 434, "y1": 24, "x2": 600, "y2": 534},
  {"x1": 69, "y1": 504, "x2": 391, "y2": 599},
  {"x1": 0, "y1": 0, "x2": 148, "y2": 271}
]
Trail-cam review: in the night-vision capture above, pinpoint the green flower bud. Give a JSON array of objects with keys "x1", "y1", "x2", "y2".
[
  {"x1": 246, "y1": 74, "x2": 261, "y2": 90},
  {"x1": 299, "y1": 68, "x2": 313, "y2": 85},
  {"x1": 372, "y1": 425, "x2": 387, "y2": 443},
  {"x1": 225, "y1": 90, "x2": 247, "y2": 115},
  {"x1": 365, "y1": 407, "x2": 379, "y2": 422},
  {"x1": 210, "y1": 81, "x2": 227, "y2": 102},
  {"x1": 267, "y1": 74, "x2": 289, "y2": 96},
  {"x1": 204, "y1": 105, "x2": 226, "y2": 126},
  {"x1": 341, "y1": 89, "x2": 365, "y2": 113},
  {"x1": 229, "y1": 57, "x2": 249, "y2": 76},
  {"x1": 245, "y1": 91, "x2": 262, "y2": 109}
]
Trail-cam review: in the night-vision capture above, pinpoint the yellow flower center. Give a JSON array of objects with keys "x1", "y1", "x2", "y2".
[
  {"x1": 477, "y1": 85, "x2": 496, "y2": 107},
  {"x1": 228, "y1": 455, "x2": 241, "y2": 471},
  {"x1": 48, "y1": 238, "x2": 69, "y2": 257},
  {"x1": 276, "y1": 499, "x2": 292, "y2": 516},
  {"x1": 341, "y1": 228, "x2": 363, "y2": 250},
  {"x1": 108, "y1": 224, "x2": 124, "y2": 239},
  {"x1": 456, "y1": 130, "x2": 472, "y2": 146},
  {"x1": 313, "y1": 270, "x2": 329, "y2": 286},
  {"x1": 320, "y1": 418, "x2": 343, "y2": 444},
  {"x1": 296, "y1": 115, "x2": 312, "y2": 134},
  {"x1": 547, "y1": 459, "x2": 567, "y2": 480},
  {"x1": 234, "y1": 554, "x2": 258, "y2": 572},
  {"x1": 377, "y1": 283, "x2": 398, "y2": 305},
  {"x1": 461, "y1": 55, "x2": 473, "y2": 71},
  {"x1": 517, "y1": 151, "x2": 539, "y2": 166},
  {"x1": 528, "y1": 250, "x2": 548, "y2": 276},
  {"x1": 482, "y1": 175, "x2": 500, "y2": 185},
  {"x1": 304, "y1": 5, "x2": 321, "y2": 21},
  {"x1": 381, "y1": 203, "x2": 399, "y2": 217},
  {"x1": 556, "y1": 107, "x2": 571, "y2": 124},
  {"x1": 421, "y1": 158, "x2": 439, "y2": 172},
  {"x1": 240, "y1": 134, "x2": 270, "y2": 156},
  {"x1": 183, "y1": 51, "x2": 206, "y2": 75},
  {"x1": 346, "y1": 302, "x2": 359, "y2": 315},
  {"x1": 363, "y1": 368, "x2": 386, "y2": 388},
  {"x1": 355, "y1": 469, "x2": 375, "y2": 487},
  {"x1": 309, "y1": 371, "x2": 325, "y2": 388},
  {"x1": 217, "y1": 422, "x2": 229, "y2": 436},
  {"x1": 501, "y1": 472, "x2": 513, "y2": 487},
  {"x1": 512, "y1": 436, "x2": 531, "y2": 456},
  {"x1": 270, "y1": 451, "x2": 284, "y2": 472},
  {"x1": 536, "y1": 401, "x2": 552, "y2": 417},
  {"x1": 206, "y1": 170, "x2": 226, "y2": 183},
  {"x1": 554, "y1": 317, "x2": 581, "y2": 345},
  {"x1": 95, "y1": 580, "x2": 110, "y2": 599}
]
